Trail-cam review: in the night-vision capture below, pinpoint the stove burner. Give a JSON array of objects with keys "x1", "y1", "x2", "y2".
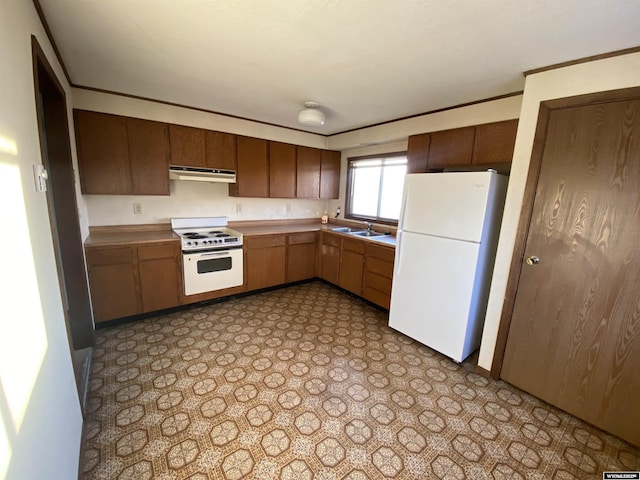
[
  {"x1": 208, "y1": 230, "x2": 223, "y2": 234},
  {"x1": 216, "y1": 233, "x2": 231, "y2": 237},
  {"x1": 184, "y1": 233, "x2": 207, "y2": 239}
]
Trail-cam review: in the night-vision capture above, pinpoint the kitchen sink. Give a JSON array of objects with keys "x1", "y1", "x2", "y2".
[
  {"x1": 351, "y1": 231, "x2": 387, "y2": 237},
  {"x1": 331, "y1": 227, "x2": 366, "y2": 233}
]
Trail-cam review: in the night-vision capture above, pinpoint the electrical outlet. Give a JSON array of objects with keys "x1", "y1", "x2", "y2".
[
  {"x1": 286, "y1": 204, "x2": 292, "y2": 215},
  {"x1": 133, "y1": 203, "x2": 143, "y2": 215},
  {"x1": 236, "y1": 203, "x2": 242, "y2": 214}
]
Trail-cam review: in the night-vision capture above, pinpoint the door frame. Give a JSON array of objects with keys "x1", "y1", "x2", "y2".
[
  {"x1": 31, "y1": 37, "x2": 95, "y2": 370},
  {"x1": 490, "y1": 86, "x2": 640, "y2": 379}
]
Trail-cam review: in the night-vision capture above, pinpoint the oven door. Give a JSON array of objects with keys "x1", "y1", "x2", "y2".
[{"x1": 183, "y1": 247, "x2": 243, "y2": 296}]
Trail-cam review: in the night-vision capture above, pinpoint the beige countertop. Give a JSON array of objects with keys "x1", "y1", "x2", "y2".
[{"x1": 84, "y1": 219, "x2": 396, "y2": 248}]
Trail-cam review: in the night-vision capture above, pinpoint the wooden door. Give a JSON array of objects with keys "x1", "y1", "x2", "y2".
[
  {"x1": 320, "y1": 150, "x2": 341, "y2": 199},
  {"x1": 472, "y1": 119, "x2": 518, "y2": 165},
  {"x1": 320, "y1": 233, "x2": 341, "y2": 284},
  {"x1": 339, "y1": 238, "x2": 365, "y2": 295},
  {"x1": 287, "y1": 232, "x2": 317, "y2": 282},
  {"x1": 169, "y1": 124, "x2": 206, "y2": 167},
  {"x1": 269, "y1": 141, "x2": 296, "y2": 198},
  {"x1": 138, "y1": 243, "x2": 180, "y2": 312},
  {"x1": 205, "y1": 130, "x2": 237, "y2": 171},
  {"x1": 127, "y1": 118, "x2": 170, "y2": 195},
  {"x1": 86, "y1": 247, "x2": 140, "y2": 322},
  {"x1": 296, "y1": 146, "x2": 321, "y2": 198},
  {"x1": 235, "y1": 136, "x2": 269, "y2": 197},
  {"x1": 427, "y1": 126, "x2": 475, "y2": 170},
  {"x1": 75, "y1": 110, "x2": 131, "y2": 194},
  {"x1": 406, "y1": 133, "x2": 431, "y2": 173},
  {"x1": 501, "y1": 98, "x2": 640, "y2": 446}
]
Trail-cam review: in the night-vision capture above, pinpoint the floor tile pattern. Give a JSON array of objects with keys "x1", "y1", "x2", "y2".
[{"x1": 83, "y1": 282, "x2": 640, "y2": 479}]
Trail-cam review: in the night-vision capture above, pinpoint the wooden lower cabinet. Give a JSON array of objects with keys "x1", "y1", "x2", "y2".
[
  {"x1": 86, "y1": 242, "x2": 181, "y2": 323},
  {"x1": 362, "y1": 243, "x2": 395, "y2": 309},
  {"x1": 138, "y1": 243, "x2": 181, "y2": 312},
  {"x1": 338, "y1": 238, "x2": 365, "y2": 295},
  {"x1": 245, "y1": 235, "x2": 286, "y2": 290},
  {"x1": 286, "y1": 232, "x2": 317, "y2": 282},
  {"x1": 86, "y1": 247, "x2": 139, "y2": 322},
  {"x1": 319, "y1": 233, "x2": 341, "y2": 284}
]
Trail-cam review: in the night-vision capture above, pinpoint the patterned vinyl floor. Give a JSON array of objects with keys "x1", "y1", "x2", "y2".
[{"x1": 82, "y1": 281, "x2": 640, "y2": 479}]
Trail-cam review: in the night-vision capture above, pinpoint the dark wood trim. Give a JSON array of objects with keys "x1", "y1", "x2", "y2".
[
  {"x1": 72, "y1": 84, "x2": 321, "y2": 136},
  {"x1": 474, "y1": 365, "x2": 491, "y2": 378},
  {"x1": 523, "y1": 46, "x2": 640, "y2": 77},
  {"x1": 31, "y1": 0, "x2": 72, "y2": 85},
  {"x1": 489, "y1": 86, "x2": 640, "y2": 380},
  {"x1": 332, "y1": 91, "x2": 524, "y2": 136},
  {"x1": 344, "y1": 152, "x2": 407, "y2": 226}
]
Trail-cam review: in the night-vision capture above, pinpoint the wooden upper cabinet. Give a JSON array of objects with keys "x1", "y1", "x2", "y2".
[
  {"x1": 269, "y1": 141, "x2": 296, "y2": 198},
  {"x1": 233, "y1": 136, "x2": 269, "y2": 197},
  {"x1": 406, "y1": 133, "x2": 431, "y2": 173},
  {"x1": 127, "y1": 118, "x2": 170, "y2": 195},
  {"x1": 205, "y1": 130, "x2": 237, "y2": 170},
  {"x1": 320, "y1": 150, "x2": 341, "y2": 199},
  {"x1": 296, "y1": 146, "x2": 321, "y2": 198},
  {"x1": 427, "y1": 126, "x2": 475, "y2": 169},
  {"x1": 472, "y1": 119, "x2": 518, "y2": 165},
  {"x1": 169, "y1": 124, "x2": 206, "y2": 167},
  {"x1": 75, "y1": 110, "x2": 132, "y2": 194}
]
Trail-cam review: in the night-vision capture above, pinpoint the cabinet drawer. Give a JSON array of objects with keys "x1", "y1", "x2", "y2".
[
  {"x1": 342, "y1": 237, "x2": 365, "y2": 254},
  {"x1": 288, "y1": 231, "x2": 317, "y2": 245},
  {"x1": 366, "y1": 257, "x2": 394, "y2": 279},
  {"x1": 138, "y1": 243, "x2": 177, "y2": 260},
  {"x1": 364, "y1": 271, "x2": 392, "y2": 295},
  {"x1": 245, "y1": 235, "x2": 286, "y2": 248},
  {"x1": 86, "y1": 247, "x2": 134, "y2": 266},
  {"x1": 365, "y1": 243, "x2": 395, "y2": 263},
  {"x1": 321, "y1": 232, "x2": 341, "y2": 248},
  {"x1": 362, "y1": 286, "x2": 391, "y2": 310}
]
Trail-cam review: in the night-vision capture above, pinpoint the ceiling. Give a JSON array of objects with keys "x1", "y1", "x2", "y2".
[{"x1": 39, "y1": 0, "x2": 640, "y2": 135}]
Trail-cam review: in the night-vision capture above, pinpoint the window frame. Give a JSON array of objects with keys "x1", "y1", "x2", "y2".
[{"x1": 344, "y1": 151, "x2": 407, "y2": 226}]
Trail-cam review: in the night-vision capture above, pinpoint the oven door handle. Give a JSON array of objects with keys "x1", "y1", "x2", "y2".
[{"x1": 199, "y1": 251, "x2": 233, "y2": 257}]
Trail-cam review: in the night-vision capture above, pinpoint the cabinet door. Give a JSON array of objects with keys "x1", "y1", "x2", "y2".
[
  {"x1": 407, "y1": 133, "x2": 431, "y2": 173},
  {"x1": 269, "y1": 141, "x2": 296, "y2": 198},
  {"x1": 472, "y1": 119, "x2": 518, "y2": 165},
  {"x1": 320, "y1": 233, "x2": 340, "y2": 284},
  {"x1": 287, "y1": 232, "x2": 317, "y2": 282},
  {"x1": 428, "y1": 126, "x2": 475, "y2": 169},
  {"x1": 75, "y1": 110, "x2": 131, "y2": 194},
  {"x1": 296, "y1": 146, "x2": 321, "y2": 198},
  {"x1": 339, "y1": 250, "x2": 364, "y2": 295},
  {"x1": 127, "y1": 118, "x2": 170, "y2": 195},
  {"x1": 362, "y1": 244, "x2": 395, "y2": 309},
  {"x1": 138, "y1": 243, "x2": 180, "y2": 312},
  {"x1": 235, "y1": 136, "x2": 269, "y2": 197},
  {"x1": 86, "y1": 247, "x2": 139, "y2": 322},
  {"x1": 205, "y1": 130, "x2": 237, "y2": 171},
  {"x1": 245, "y1": 236, "x2": 286, "y2": 290},
  {"x1": 169, "y1": 124, "x2": 206, "y2": 167},
  {"x1": 320, "y1": 150, "x2": 341, "y2": 199}
]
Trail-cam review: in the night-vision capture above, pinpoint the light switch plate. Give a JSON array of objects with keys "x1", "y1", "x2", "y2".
[{"x1": 33, "y1": 164, "x2": 47, "y2": 192}]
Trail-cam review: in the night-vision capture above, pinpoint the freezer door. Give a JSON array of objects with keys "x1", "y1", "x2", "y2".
[
  {"x1": 400, "y1": 172, "x2": 496, "y2": 242},
  {"x1": 389, "y1": 231, "x2": 483, "y2": 362}
]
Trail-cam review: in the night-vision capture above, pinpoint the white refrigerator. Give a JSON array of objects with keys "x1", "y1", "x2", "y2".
[{"x1": 388, "y1": 171, "x2": 507, "y2": 362}]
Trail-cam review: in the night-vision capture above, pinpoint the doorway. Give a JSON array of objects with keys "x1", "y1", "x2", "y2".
[
  {"x1": 496, "y1": 88, "x2": 640, "y2": 446},
  {"x1": 31, "y1": 36, "x2": 95, "y2": 406}
]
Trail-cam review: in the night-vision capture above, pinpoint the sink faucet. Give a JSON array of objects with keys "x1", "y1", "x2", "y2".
[{"x1": 364, "y1": 221, "x2": 372, "y2": 232}]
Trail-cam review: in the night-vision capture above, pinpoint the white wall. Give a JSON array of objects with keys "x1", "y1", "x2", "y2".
[
  {"x1": 478, "y1": 52, "x2": 640, "y2": 371},
  {"x1": 0, "y1": 1, "x2": 84, "y2": 479},
  {"x1": 73, "y1": 89, "x2": 331, "y2": 226}
]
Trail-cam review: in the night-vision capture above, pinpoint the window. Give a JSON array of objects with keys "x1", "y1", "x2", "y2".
[{"x1": 346, "y1": 153, "x2": 407, "y2": 224}]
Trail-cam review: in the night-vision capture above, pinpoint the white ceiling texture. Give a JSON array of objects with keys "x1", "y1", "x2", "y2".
[{"x1": 39, "y1": 0, "x2": 640, "y2": 135}]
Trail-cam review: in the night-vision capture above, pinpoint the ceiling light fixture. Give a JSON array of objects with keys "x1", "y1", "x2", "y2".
[{"x1": 297, "y1": 101, "x2": 325, "y2": 127}]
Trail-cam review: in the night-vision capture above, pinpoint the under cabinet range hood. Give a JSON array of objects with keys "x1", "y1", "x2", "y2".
[{"x1": 169, "y1": 165, "x2": 236, "y2": 183}]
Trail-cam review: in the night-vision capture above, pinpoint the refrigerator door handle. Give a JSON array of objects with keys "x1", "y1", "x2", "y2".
[
  {"x1": 394, "y1": 230, "x2": 403, "y2": 276},
  {"x1": 397, "y1": 185, "x2": 409, "y2": 231}
]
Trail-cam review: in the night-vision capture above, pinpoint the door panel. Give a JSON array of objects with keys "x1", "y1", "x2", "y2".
[{"x1": 501, "y1": 99, "x2": 640, "y2": 446}]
